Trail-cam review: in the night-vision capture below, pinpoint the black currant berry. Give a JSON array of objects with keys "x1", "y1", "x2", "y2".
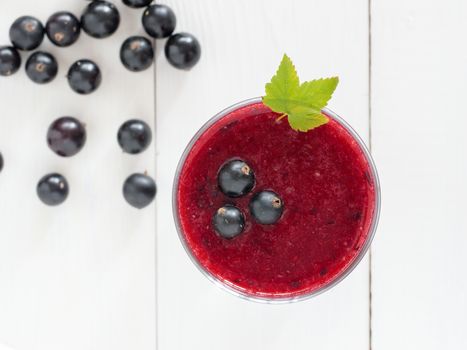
[
  {"x1": 37, "y1": 173, "x2": 69, "y2": 206},
  {"x1": 118, "y1": 119, "x2": 152, "y2": 154},
  {"x1": 46, "y1": 12, "x2": 81, "y2": 47},
  {"x1": 0, "y1": 152, "x2": 3, "y2": 172},
  {"x1": 67, "y1": 59, "x2": 102, "y2": 94},
  {"x1": 25, "y1": 51, "x2": 58, "y2": 84},
  {"x1": 165, "y1": 33, "x2": 201, "y2": 70},
  {"x1": 0, "y1": 46, "x2": 21, "y2": 76},
  {"x1": 142, "y1": 4, "x2": 176, "y2": 39},
  {"x1": 120, "y1": 36, "x2": 154, "y2": 72},
  {"x1": 122, "y1": 0, "x2": 153, "y2": 9},
  {"x1": 81, "y1": 0, "x2": 120, "y2": 39},
  {"x1": 47, "y1": 117, "x2": 86, "y2": 157},
  {"x1": 218, "y1": 160, "x2": 255, "y2": 198},
  {"x1": 123, "y1": 173, "x2": 157, "y2": 209},
  {"x1": 249, "y1": 191, "x2": 284, "y2": 225},
  {"x1": 213, "y1": 205, "x2": 245, "y2": 239},
  {"x1": 9, "y1": 16, "x2": 44, "y2": 51}
]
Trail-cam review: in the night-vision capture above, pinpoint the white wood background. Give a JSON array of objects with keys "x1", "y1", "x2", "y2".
[{"x1": 0, "y1": 0, "x2": 465, "y2": 349}]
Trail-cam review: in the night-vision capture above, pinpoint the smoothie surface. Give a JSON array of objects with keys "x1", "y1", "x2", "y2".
[{"x1": 176, "y1": 101, "x2": 376, "y2": 298}]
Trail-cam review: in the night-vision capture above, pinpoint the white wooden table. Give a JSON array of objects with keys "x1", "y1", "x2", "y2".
[{"x1": 0, "y1": 0, "x2": 465, "y2": 349}]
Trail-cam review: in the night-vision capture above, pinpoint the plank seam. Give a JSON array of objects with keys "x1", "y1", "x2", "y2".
[
  {"x1": 368, "y1": 0, "x2": 373, "y2": 349},
  {"x1": 153, "y1": 37, "x2": 159, "y2": 350}
]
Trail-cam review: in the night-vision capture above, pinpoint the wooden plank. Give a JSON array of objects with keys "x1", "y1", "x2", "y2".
[
  {"x1": 156, "y1": 0, "x2": 370, "y2": 349},
  {"x1": 371, "y1": 1, "x2": 467, "y2": 349},
  {"x1": 0, "y1": 1, "x2": 156, "y2": 349}
]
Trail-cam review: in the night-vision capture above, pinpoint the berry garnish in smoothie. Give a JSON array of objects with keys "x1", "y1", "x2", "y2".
[{"x1": 218, "y1": 159, "x2": 256, "y2": 198}]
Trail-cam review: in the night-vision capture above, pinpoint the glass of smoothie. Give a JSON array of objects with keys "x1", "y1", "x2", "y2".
[{"x1": 173, "y1": 97, "x2": 380, "y2": 303}]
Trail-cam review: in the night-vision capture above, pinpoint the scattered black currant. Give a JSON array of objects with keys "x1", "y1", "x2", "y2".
[
  {"x1": 249, "y1": 191, "x2": 284, "y2": 225},
  {"x1": 0, "y1": 152, "x2": 3, "y2": 172},
  {"x1": 81, "y1": 0, "x2": 120, "y2": 39},
  {"x1": 118, "y1": 119, "x2": 152, "y2": 154},
  {"x1": 67, "y1": 59, "x2": 102, "y2": 94},
  {"x1": 218, "y1": 160, "x2": 255, "y2": 198},
  {"x1": 25, "y1": 51, "x2": 58, "y2": 84},
  {"x1": 165, "y1": 32, "x2": 201, "y2": 70},
  {"x1": 46, "y1": 12, "x2": 81, "y2": 47},
  {"x1": 213, "y1": 205, "x2": 245, "y2": 239},
  {"x1": 9, "y1": 16, "x2": 44, "y2": 51},
  {"x1": 0, "y1": 46, "x2": 21, "y2": 76},
  {"x1": 123, "y1": 173, "x2": 157, "y2": 209},
  {"x1": 120, "y1": 36, "x2": 154, "y2": 72},
  {"x1": 37, "y1": 173, "x2": 69, "y2": 206},
  {"x1": 122, "y1": 0, "x2": 153, "y2": 9},
  {"x1": 142, "y1": 4, "x2": 176, "y2": 39},
  {"x1": 47, "y1": 116, "x2": 86, "y2": 157}
]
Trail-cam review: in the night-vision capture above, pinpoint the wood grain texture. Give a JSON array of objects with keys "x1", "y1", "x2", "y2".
[
  {"x1": 156, "y1": 1, "x2": 371, "y2": 349},
  {"x1": 371, "y1": 1, "x2": 467, "y2": 349},
  {"x1": 0, "y1": 1, "x2": 156, "y2": 349}
]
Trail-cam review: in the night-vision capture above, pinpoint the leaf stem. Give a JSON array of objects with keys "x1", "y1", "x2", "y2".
[{"x1": 276, "y1": 113, "x2": 288, "y2": 121}]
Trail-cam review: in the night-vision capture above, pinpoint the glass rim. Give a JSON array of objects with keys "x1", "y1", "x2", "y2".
[{"x1": 172, "y1": 97, "x2": 381, "y2": 304}]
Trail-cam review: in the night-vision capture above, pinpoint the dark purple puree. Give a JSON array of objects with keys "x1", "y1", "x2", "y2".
[{"x1": 176, "y1": 102, "x2": 376, "y2": 298}]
